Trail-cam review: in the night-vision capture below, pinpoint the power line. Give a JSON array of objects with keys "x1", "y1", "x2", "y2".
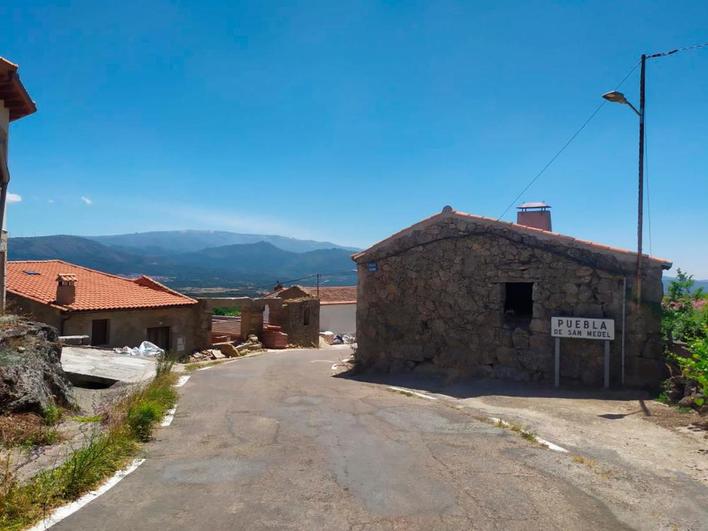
[
  {"x1": 251, "y1": 269, "x2": 357, "y2": 291},
  {"x1": 647, "y1": 41, "x2": 708, "y2": 59},
  {"x1": 640, "y1": 41, "x2": 708, "y2": 255},
  {"x1": 496, "y1": 61, "x2": 640, "y2": 220}
]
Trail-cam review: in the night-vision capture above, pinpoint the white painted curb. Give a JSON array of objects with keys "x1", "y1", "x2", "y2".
[
  {"x1": 489, "y1": 416, "x2": 568, "y2": 453},
  {"x1": 28, "y1": 458, "x2": 146, "y2": 530},
  {"x1": 160, "y1": 407, "x2": 177, "y2": 427},
  {"x1": 387, "y1": 386, "x2": 438, "y2": 401},
  {"x1": 174, "y1": 375, "x2": 190, "y2": 387}
]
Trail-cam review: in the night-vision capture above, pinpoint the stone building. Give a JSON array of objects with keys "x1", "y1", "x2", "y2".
[
  {"x1": 265, "y1": 288, "x2": 320, "y2": 347},
  {"x1": 201, "y1": 289, "x2": 320, "y2": 347},
  {"x1": 7, "y1": 260, "x2": 210, "y2": 354},
  {"x1": 353, "y1": 205, "x2": 672, "y2": 389}
]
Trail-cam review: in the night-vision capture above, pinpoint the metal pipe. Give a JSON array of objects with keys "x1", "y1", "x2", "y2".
[{"x1": 621, "y1": 276, "x2": 627, "y2": 386}]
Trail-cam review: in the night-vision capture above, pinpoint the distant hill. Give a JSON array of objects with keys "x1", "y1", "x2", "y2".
[
  {"x1": 663, "y1": 276, "x2": 708, "y2": 293},
  {"x1": 8, "y1": 234, "x2": 357, "y2": 291},
  {"x1": 8, "y1": 235, "x2": 146, "y2": 274},
  {"x1": 88, "y1": 230, "x2": 358, "y2": 255}
]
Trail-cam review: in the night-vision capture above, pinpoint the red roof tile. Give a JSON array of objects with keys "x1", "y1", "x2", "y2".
[
  {"x1": 301, "y1": 286, "x2": 357, "y2": 304},
  {"x1": 7, "y1": 260, "x2": 197, "y2": 311}
]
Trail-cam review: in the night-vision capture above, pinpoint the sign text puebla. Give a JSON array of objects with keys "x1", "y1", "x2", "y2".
[{"x1": 551, "y1": 317, "x2": 615, "y2": 340}]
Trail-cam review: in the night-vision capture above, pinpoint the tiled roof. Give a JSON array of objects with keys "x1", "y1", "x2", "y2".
[
  {"x1": 301, "y1": 286, "x2": 357, "y2": 304},
  {"x1": 0, "y1": 57, "x2": 36, "y2": 121},
  {"x1": 353, "y1": 208, "x2": 672, "y2": 270},
  {"x1": 7, "y1": 260, "x2": 197, "y2": 311}
]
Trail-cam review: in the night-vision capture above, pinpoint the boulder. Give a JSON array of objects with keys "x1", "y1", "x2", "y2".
[{"x1": 0, "y1": 317, "x2": 75, "y2": 414}]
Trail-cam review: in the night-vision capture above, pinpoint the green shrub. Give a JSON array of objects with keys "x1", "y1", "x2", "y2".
[
  {"x1": 673, "y1": 331, "x2": 708, "y2": 403},
  {"x1": 662, "y1": 270, "x2": 707, "y2": 343},
  {"x1": 41, "y1": 404, "x2": 61, "y2": 426},
  {"x1": 213, "y1": 307, "x2": 240, "y2": 317},
  {"x1": 127, "y1": 401, "x2": 163, "y2": 442}
]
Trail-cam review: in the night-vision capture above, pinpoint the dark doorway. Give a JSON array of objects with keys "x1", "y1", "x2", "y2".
[
  {"x1": 147, "y1": 326, "x2": 171, "y2": 351},
  {"x1": 504, "y1": 282, "x2": 534, "y2": 320},
  {"x1": 91, "y1": 319, "x2": 109, "y2": 346}
]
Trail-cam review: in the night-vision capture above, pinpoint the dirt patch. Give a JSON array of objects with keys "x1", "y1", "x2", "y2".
[{"x1": 641, "y1": 401, "x2": 708, "y2": 437}]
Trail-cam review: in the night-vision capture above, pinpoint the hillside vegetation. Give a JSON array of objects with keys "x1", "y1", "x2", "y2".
[
  {"x1": 9, "y1": 234, "x2": 357, "y2": 289},
  {"x1": 662, "y1": 270, "x2": 708, "y2": 409}
]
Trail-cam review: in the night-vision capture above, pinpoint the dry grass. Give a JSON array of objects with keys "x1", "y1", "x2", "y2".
[
  {"x1": 492, "y1": 418, "x2": 539, "y2": 444},
  {"x1": 0, "y1": 414, "x2": 60, "y2": 449}
]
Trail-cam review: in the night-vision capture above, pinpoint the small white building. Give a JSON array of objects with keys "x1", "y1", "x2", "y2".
[{"x1": 307, "y1": 287, "x2": 357, "y2": 336}]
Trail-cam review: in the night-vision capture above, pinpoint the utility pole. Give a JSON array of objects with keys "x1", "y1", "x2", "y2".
[
  {"x1": 604, "y1": 43, "x2": 708, "y2": 305},
  {"x1": 635, "y1": 53, "x2": 646, "y2": 306},
  {"x1": 316, "y1": 273, "x2": 321, "y2": 298}
]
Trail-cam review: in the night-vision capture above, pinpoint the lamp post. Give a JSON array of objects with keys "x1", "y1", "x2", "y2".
[{"x1": 602, "y1": 53, "x2": 646, "y2": 305}]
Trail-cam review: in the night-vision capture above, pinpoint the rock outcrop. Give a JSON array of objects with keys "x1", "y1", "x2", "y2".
[{"x1": 0, "y1": 316, "x2": 75, "y2": 414}]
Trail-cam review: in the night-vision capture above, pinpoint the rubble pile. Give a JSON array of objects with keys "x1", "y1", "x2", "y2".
[
  {"x1": 189, "y1": 335, "x2": 264, "y2": 362},
  {"x1": 319, "y1": 331, "x2": 355, "y2": 346},
  {"x1": 664, "y1": 374, "x2": 707, "y2": 412}
]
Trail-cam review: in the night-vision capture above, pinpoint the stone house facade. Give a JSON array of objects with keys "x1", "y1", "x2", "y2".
[
  {"x1": 7, "y1": 260, "x2": 210, "y2": 355},
  {"x1": 353, "y1": 206, "x2": 672, "y2": 389}
]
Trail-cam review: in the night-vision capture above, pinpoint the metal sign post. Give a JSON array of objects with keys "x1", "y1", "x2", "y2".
[{"x1": 551, "y1": 317, "x2": 615, "y2": 389}]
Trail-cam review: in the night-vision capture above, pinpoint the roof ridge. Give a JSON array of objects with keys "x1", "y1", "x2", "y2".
[{"x1": 353, "y1": 209, "x2": 671, "y2": 267}]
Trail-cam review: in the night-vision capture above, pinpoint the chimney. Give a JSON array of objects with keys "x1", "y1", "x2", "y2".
[
  {"x1": 516, "y1": 202, "x2": 552, "y2": 231},
  {"x1": 56, "y1": 273, "x2": 78, "y2": 306}
]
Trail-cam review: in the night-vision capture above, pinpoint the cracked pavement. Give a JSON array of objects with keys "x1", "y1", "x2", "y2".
[{"x1": 53, "y1": 347, "x2": 706, "y2": 530}]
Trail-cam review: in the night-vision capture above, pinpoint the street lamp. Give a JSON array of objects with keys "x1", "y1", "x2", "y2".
[{"x1": 603, "y1": 54, "x2": 646, "y2": 306}]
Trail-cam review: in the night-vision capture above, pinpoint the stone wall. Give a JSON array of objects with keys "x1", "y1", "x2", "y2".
[
  {"x1": 354, "y1": 214, "x2": 667, "y2": 389},
  {"x1": 6, "y1": 294, "x2": 210, "y2": 356},
  {"x1": 279, "y1": 298, "x2": 320, "y2": 347}
]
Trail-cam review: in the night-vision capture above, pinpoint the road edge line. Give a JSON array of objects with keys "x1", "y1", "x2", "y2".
[
  {"x1": 387, "y1": 386, "x2": 438, "y2": 400},
  {"x1": 160, "y1": 407, "x2": 177, "y2": 427},
  {"x1": 488, "y1": 416, "x2": 568, "y2": 453},
  {"x1": 28, "y1": 458, "x2": 146, "y2": 531}
]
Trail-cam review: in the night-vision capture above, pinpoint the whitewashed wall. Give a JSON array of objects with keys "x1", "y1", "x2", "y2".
[{"x1": 319, "y1": 303, "x2": 356, "y2": 335}]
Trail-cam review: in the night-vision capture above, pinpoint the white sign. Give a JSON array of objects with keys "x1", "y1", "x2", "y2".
[{"x1": 551, "y1": 317, "x2": 614, "y2": 340}]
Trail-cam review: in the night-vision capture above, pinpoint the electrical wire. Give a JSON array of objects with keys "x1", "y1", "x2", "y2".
[
  {"x1": 251, "y1": 269, "x2": 358, "y2": 291},
  {"x1": 496, "y1": 61, "x2": 641, "y2": 220},
  {"x1": 647, "y1": 41, "x2": 708, "y2": 59}
]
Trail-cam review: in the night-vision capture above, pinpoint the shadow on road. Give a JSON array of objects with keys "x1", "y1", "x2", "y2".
[{"x1": 335, "y1": 367, "x2": 651, "y2": 402}]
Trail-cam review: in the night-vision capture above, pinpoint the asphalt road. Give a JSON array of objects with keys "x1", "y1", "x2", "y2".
[{"x1": 55, "y1": 347, "x2": 631, "y2": 530}]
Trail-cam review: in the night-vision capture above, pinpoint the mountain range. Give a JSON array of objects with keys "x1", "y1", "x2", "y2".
[{"x1": 8, "y1": 231, "x2": 359, "y2": 293}]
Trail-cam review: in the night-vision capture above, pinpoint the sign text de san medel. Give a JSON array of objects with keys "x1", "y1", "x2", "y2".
[{"x1": 551, "y1": 317, "x2": 615, "y2": 340}]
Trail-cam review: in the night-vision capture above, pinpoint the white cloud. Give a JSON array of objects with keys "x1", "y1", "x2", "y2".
[
  {"x1": 80, "y1": 196, "x2": 93, "y2": 206},
  {"x1": 7, "y1": 193, "x2": 22, "y2": 204}
]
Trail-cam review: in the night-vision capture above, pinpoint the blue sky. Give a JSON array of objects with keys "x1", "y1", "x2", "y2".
[{"x1": 3, "y1": 1, "x2": 707, "y2": 276}]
